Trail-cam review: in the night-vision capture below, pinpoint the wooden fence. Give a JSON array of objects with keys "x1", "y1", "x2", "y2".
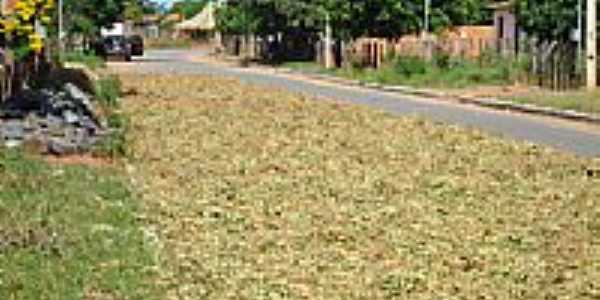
[
  {"x1": 349, "y1": 37, "x2": 517, "y2": 67},
  {"x1": 341, "y1": 37, "x2": 584, "y2": 90}
]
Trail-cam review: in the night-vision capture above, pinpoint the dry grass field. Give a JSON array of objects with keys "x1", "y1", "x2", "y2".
[{"x1": 121, "y1": 74, "x2": 600, "y2": 300}]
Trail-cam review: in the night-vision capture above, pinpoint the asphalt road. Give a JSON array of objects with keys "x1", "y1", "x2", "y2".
[{"x1": 118, "y1": 49, "x2": 600, "y2": 157}]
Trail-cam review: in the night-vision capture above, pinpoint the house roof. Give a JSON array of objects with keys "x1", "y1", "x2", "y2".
[
  {"x1": 175, "y1": 3, "x2": 216, "y2": 31},
  {"x1": 163, "y1": 13, "x2": 183, "y2": 23},
  {"x1": 143, "y1": 14, "x2": 161, "y2": 23}
]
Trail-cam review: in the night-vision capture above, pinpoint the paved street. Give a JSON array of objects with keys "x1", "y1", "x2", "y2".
[{"x1": 116, "y1": 49, "x2": 600, "y2": 157}]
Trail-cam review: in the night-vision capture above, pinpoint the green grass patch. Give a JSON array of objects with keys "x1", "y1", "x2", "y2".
[
  {"x1": 0, "y1": 150, "x2": 158, "y2": 299},
  {"x1": 93, "y1": 113, "x2": 131, "y2": 159},
  {"x1": 335, "y1": 54, "x2": 524, "y2": 89},
  {"x1": 62, "y1": 51, "x2": 106, "y2": 70},
  {"x1": 283, "y1": 54, "x2": 526, "y2": 89},
  {"x1": 93, "y1": 75, "x2": 130, "y2": 159},
  {"x1": 95, "y1": 75, "x2": 122, "y2": 109},
  {"x1": 507, "y1": 90, "x2": 600, "y2": 115}
]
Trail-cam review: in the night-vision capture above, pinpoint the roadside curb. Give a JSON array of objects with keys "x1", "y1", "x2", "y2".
[{"x1": 275, "y1": 67, "x2": 600, "y2": 125}]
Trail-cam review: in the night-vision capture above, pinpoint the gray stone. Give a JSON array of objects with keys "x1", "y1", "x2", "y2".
[
  {"x1": 1, "y1": 121, "x2": 26, "y2": 140},
  {"x1": 0, "y1": 82, "x2": 108, "y2": 156},
  {"x1": 37, "y1": 115, "x2": 65, "y2": 134},
  {"x1": 62, "y1": 109, "x2": 80, "y2": 124},
  {"x1": 47, "y1": 138, "x2": 78, "y2": 156},
  {"x1": 47, "y1": 114, "x2": 65, "y2": 127},
  {"x1": 64, "y1": 83, "x2": 88, "y2": 102},
  {"x1": 79, "y1": 116, "x2": 100, "y2": 134},
  {"x1": 23, "y1": 115, "x2": 39, "y2": 131},
  {"x1": 72, "y1": 128, "x2": 93, "y2": 151},
  {"x1": 64, "y1": 83, "x2": 95, "y2": 114}
]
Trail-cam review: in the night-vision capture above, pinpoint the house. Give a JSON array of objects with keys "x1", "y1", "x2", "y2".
[
  {"x1": 142, "y1": 14, "x2": 161, "y2": 39},
  {"x1": 163, "y1": 13, "x2": 183, "y2": 24},
  {"x1": 129, "y1": 14, "x2": 161, "y2": 39},
  {"x1": 174, "y1": 2, "x2": 217, "y2": 40}
]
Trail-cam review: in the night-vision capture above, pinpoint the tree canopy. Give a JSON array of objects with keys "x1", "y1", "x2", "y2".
[
  {"x1": 516, "y1": 0, "x2": 579, "y2": 43},
  {"x1": 170, "y1": 0, "x2": 209, "y2": 19},
  {"x1": 62, "y1": 0, "x2": 127, "y2": 38},
  {"x1": 216, "y1": 0, "x2": 492, "y2": 40}
]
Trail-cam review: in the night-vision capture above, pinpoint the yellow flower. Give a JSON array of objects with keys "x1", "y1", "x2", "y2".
[
  {"x1": 29, "y1": 33, "x2": 43, "y2": 53},
  {"x1": 3, "y1": 0, "x2": 53, "y2": 56},
  {"x1": 1, "y1": 19, "x2": 18, "y2": 33},
  {"x1": 18, "y1": 24, "x2": 34, "y2": 34}
]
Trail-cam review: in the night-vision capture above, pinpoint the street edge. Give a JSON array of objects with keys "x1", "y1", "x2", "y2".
[{"x1": 275, "y1": 68, "x2": 600, "y2": 125}]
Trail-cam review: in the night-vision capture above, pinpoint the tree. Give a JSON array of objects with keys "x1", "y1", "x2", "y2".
[
  {"x1": 124, "y1": 0, "x2": 145, "y2": 23},
  {"x1": 516, "y1": 0, "x2": 579, "y2": 43},
  {"x1": 0, "y1": 0, "x2": 55, "y2": 59},
  {"x1": 141, "y1": 0, "x2": 161, "y2": 14},
  {"x1": 62, "y1": 0, "x2": 127, "y2": 40},
  {"x1": 170, "y1": 0, "x2": 208, "y2": 19},
  {"x1": 216, "y1": 0, "x2": 492, "y2": 41}
]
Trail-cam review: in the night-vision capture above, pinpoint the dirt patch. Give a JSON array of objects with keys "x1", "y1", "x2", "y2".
[{"x1": 44, "y1": 154, "x2": 114, "y2": 168}]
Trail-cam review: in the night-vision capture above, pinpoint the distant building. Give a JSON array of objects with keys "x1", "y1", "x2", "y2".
[
  {"x1": 174, "y1": 2, "x2": 217, "y2": 40},
  {"x1": 140, "y1": 14, "x2": 161, "y2": 39},
  {"x1": 163, "y1": 13, "x2": 183, "y2": 24}
]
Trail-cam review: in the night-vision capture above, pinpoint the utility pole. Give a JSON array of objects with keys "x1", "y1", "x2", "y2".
[
  {"x1": 423, "y1": 0, "x2": 432, "y2": 60},
  {"x1": 324, "y1": 12, "x2": 333, "y2": 69},
  {"x1": 58, "y1": 0, "x2": 63, "y2": 56},
  {"x1": 424, "y1": 0, "x2": 430, "y2": 36},
  {"x1": 578, "y1": 0, "x2": 583, "y2": 64},
  {"x1": 215, "y1": 0, "x2": 223, "y2": 50},
  {"x1": 587, "y1": 0, "x2": 597, "y2": 90}
]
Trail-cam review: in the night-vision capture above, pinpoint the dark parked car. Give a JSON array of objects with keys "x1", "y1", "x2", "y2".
[
  {"x1": 98, "y1": 35, "x2": 131, "y2": 61},
  {"x1": 129, "y1": 35, "x2": 144, "y2": 56}
]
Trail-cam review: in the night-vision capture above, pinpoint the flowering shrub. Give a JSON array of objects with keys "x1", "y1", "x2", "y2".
[{"x1": 0, "y1": 0, "x2": 55, "y2": 59}]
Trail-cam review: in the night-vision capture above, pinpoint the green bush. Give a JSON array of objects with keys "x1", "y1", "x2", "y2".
[
  {"x1": 93, "y1": 112, "x2": 130, "y2": 159},
  {"x1": 365, "y1": 52, "x2": 527, "y2": 88},
  {"x1": 433, "y1": 52, "x2": 451, "y2": 69},
  {"x1": 393, "y1": 56, "x2": 428, "y2": 77},
  {"x1": 95, "y1": 75, "x2": 122, "y2": 109},
  {"x1": 92, "y1": 75, "x2": 129, "y2": 159},
  {"x1": 93, "y1": 128, "x2": 128, "y2": 159},
  {"x1": 293, "y1": 50, "x2": 527, "y2": 89}
]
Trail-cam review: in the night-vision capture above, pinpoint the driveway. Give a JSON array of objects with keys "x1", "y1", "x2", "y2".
[{"x1": 115, "y1": 49, "x2": 600, "y2": 157}]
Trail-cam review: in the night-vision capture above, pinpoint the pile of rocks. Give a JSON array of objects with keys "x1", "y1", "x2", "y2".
[{"x1": 0, "y1": 83, "x2": 107, "y2": 155}]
